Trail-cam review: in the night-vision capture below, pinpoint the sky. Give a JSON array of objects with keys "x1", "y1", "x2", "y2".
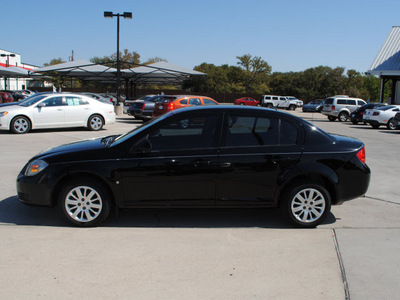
[{"x1": 2, "y1": 0, "x2": 400, "y2": 73}]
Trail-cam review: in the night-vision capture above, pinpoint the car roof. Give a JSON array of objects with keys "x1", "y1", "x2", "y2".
[{"x1": 168, "y1": 104, "x2": 297, "y2": 117}]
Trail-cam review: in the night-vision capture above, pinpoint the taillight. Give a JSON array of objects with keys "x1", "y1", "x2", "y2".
[
  {"x1": 360, "y1": 112, "x2": 364, "y2": 115},
  {"x1": 372, "y1": 112, "x2": 379, "y2": 116},
  {"x1": 331, "y1": 105, "x2": 335, "y2": 110},
  {"x1": 167, "y1": 102, "x2": 175, "y2": 111},
  {"x1": 141, "y1": 103, "x2": 145, "y2": 110},
  {"x1": 356, "y1": 147, "x2": 366, "y2": 164}
]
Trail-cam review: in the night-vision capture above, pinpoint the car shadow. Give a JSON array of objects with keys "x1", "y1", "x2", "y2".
[
  {"x1": 116, "y1": 117, "x2": 145, "y2": 125},
  {"x1": 0, "y1": 196, "x2": 337, "y2": 229}
]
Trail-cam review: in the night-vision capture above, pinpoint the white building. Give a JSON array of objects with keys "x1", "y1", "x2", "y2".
[{"x1": 0, "y1": 48, "x2": 38, "y2": 90}]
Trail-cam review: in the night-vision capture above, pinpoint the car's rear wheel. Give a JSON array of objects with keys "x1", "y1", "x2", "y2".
[
  {"x1": 266, "y1": 104, "x2": 273, "y2": 108},
  {"x1": 11, "y1": 116, "x2": 31, "y2": 134},
  {"x1": 387, "y1": 118, "x2": 397, "y2": 130},
  {"x1": 351, "y1": 119, "x2": 358, "y2": 125},
  {"x1": 281, "y1": 183, "x2": 331, "y2": 228},
  {"x1": 371, "y1": 124, "x2": 380, "y2": 129},
  {"x1": 240, "y1": 103, "x2": 244, "y2": 105},
  {"x1": 328, "y1": 116, "x2": 336, "y2": 121},
  {"x1": 288, "y1": 105, "x2": 296, "y2": 111},
  {"x1": 338, "y1": 112, "x2": 349, "y2": 122},
  {"x1": 88, "y1": 114, "x2": 104, "y2": 131},
  {"x1": 58, "y1": 179, "x2": 111, "y2": 227}
]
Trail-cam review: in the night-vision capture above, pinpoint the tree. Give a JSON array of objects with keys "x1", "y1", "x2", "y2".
[
  {"x1": 236, "y1": 54, "x2": 272, "y2": 94},
  {"x1": 90, "y1": 49, "x2": 140, "y2": 68}
]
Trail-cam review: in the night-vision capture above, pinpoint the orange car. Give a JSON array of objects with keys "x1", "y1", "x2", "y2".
[{"x1": 153, "y1": 95, "x2": 219, "y2": 117}]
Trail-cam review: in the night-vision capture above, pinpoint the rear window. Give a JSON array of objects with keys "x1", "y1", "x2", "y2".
[
  {"x1": 378, "y1": 106, "x2": 397, "y2": 111},
  {"x1": 324, "y1": 98, "x2": 333, "y2": 104}
]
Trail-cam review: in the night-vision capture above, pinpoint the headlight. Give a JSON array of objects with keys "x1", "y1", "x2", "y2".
[
  {"x1": 0, "y1": 111, "x2": 8, "y2": 117},
  {"x1": 24, "y1": 159, "x2": 48, "y2": 176}
]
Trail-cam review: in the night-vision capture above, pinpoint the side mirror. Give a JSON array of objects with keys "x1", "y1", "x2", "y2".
[{"x1": 37, "y1": 103, "x2": 45, "y2": 108}]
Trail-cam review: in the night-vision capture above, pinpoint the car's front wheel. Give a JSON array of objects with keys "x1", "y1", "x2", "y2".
[
  {"x1": 11, "y1": 116, "x2": 31, "y2": 134},
  {"x1": 88, "y1": 114, "x2": 104, "y2": 131},
  {"x1": 58, "y1": 179, "x2": 111, "y2": 227},
  {"x1": 281, "y1": 183, "x2": 331, "y2": 228}
]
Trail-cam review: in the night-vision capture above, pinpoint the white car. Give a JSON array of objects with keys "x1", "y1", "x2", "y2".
[
  {"x1": 0, "y1": 93, "x2": 116, "y2": 134},
  {"x1": 363, "y1": 105, "x2": 400, "y2": 129}
]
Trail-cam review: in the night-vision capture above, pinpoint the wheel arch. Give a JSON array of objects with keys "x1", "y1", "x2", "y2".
[
  {"x1": 276, "y1": 173, "x2": 337, "y2": 206},
  {"x1": 51, "y1": 172, "x2": 116, "y2": 207},
  {"x1": 11, "y1": 114, "x2": 33, "y2": 128},
  {"x1": 87, "y1": 113, "x2": 106, "y2": 126}
]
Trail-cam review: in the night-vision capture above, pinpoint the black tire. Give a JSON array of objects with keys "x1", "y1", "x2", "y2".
[
  {"x1": 240, "y1": 103, "x2": 244, "y2": 105},
  {"x1": 58, "y1": 179, "x2": 111, "y2": 227},
  {"x1": 288, "y1": 105, "x2": 296, "y2": 111},
  {"x1": 87, "y1": 114, "x2": 104, "y2": 131},
  {"x1": 371, "y1": 124, "x2": 380, "y2": 129},
  {"x1": 387, "y1": 118, "x2": 397, "y2": 130},
  {"x1": 328, "y1": 116, "x2": 336, "y2": 122},
  {"x1": 351, "y1": 119, "x2": 358, "y2": 125},
  {"x1": 266, "y1": 104, "x2": 273, "y2": 108},
  {"x1": 338, "y1": 112, "x2": 348, "y2": 122},
  {"x1": 11, "y1": 116, "x2": 31, "y2": 134},
  {"x1": 281, "y1": 183, "x2": 331, "y2": 228}
]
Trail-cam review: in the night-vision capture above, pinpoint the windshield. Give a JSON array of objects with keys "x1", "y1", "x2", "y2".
[
  {"x1": 112, "y1": 113, "x2": 169, "y2": 145},
  {"x1": 19, "y1": 94, "x2": 48, "y2": 107}
]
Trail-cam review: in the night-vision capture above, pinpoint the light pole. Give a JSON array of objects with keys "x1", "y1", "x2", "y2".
[
  {"x1": 104, "y1": 11, "x2": 132, "y2": 114},
  {"x1": 1, "y1": 53, "x2": 16, "y2": 89}
]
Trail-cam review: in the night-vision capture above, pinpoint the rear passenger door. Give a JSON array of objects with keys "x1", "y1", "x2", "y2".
[
  {"x1": 63, "y1": 96, "x2": 90, "y2": 126},
  {"x1": 216, "y1": 110, "x2": 303, "y2": 205}
]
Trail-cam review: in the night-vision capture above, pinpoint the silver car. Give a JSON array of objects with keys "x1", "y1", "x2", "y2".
[{"x1": 321, "y1": 96, "x2": 366, "y2": 122}]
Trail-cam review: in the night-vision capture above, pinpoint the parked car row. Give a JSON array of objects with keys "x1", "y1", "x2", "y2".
[
  {"x1": 304, "y1": 94, "x2": 400, "y2": 131},
  {"x1": 125, "y1": 94, "x2": 219, "y2": 121},
  {"x1": 0, "y1": 89, "x2": 36, "y2": 103}
]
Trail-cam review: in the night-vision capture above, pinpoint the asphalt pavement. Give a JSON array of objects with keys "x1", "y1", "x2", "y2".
[{"x1": 0, "y1": 110, "x2": 399, "y2": 299}]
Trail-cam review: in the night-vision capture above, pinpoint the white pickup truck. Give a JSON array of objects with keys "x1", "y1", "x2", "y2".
[{"x1": 259, "y1": 95, "x2": 298, "y2": 110}]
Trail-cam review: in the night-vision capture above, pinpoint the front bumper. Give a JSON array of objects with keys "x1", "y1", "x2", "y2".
[{"x1": 16, "y1": 170, "x2": 53, "y2": 207}]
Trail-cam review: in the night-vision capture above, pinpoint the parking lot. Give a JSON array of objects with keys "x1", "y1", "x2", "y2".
[{"x1": 1, "y1": 110, "x2": 399, "y2": 299}]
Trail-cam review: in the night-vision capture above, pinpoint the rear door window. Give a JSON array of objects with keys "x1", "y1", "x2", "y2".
[
  {"x1": 203, "y1": 98, "x2": 218, "y2": 105},
  {"x1": 347, "y1": 100, "x2": 356, "y2": 105},
  {"x1": 337, "y1": 99, "x2": 347, "y2": 105},
  {"x1": 188, "y1": 98, "x2": 201, "y2": 106}
]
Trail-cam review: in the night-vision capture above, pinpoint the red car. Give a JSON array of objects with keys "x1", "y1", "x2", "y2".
[
  {"x1": 233, "y1": 97, "x2": 259, "y2": 106},
  {"x1": 0, "y1": 91, "x2": 14, "y2": 103}
]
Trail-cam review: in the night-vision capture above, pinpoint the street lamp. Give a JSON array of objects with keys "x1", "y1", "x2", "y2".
[
  {"x1": 104, "y1": 11, "x2": 132, "y2": 113},
  {"x1": 1, "y1": 53, "x2": 16, "y2": 89}
]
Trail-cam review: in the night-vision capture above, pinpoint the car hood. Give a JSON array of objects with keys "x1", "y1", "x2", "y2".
[
  {"x1": 33, "y1": 137, "x2": 116, "y2": 163},
  {"x1": 0, "y1": 102, "x2": 20, "y2": 108}
]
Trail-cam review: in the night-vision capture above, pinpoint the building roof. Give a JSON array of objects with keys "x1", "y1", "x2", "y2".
[{"x1": 369, "y1": 26, "x2": 400, "y2": 76}]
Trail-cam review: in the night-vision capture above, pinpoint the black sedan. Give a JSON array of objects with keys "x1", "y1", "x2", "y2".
[{"x1": 17, "y1": 106, "x2": 370, "y2": 227}]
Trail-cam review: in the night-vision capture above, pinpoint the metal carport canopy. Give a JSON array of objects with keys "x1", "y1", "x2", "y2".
[{"x1": 29, "y1": 60, "x2": 206, "y2": 84}]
